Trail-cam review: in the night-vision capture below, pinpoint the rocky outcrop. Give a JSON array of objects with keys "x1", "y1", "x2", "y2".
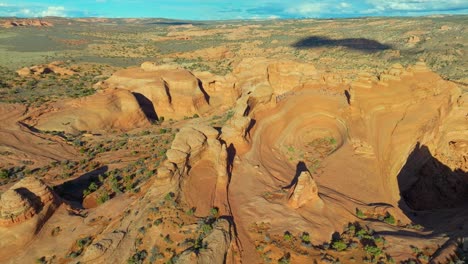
[
  {"x1": 193, "y1": 71, "x2": 238, "y2": 110},
  {"x1": 1, "y1": 19, "x2": 53, "y2": 28},
  {"x1": 176, "y1": 219, "x2": 232, "y2": 264},
  {"x1": 160, "y1": 124, "x2": 231, "y2": 215},
  {"x1": 81, "y1": 231, "x2": 126, "y2": 262},
  {"x1": 99, "y1": 62, "x2": 210, "y2": 120},
  {"x1": 0, "y1": 189, "x2": 36, "y2": 226},
  {"x1": 288, "y1": 171, "x2": 321, "y2": 209},
  {"x1": 29, "y1": 88, "x2": 150, "y2": 134},
  {"x1": 166, "y1": 126, "x2": 209, "y2": 172},
  {"x1": 0, "y1": 177, "x2": 58, "y2": 226},
  {"x1": 16, "y1": 62, "x2": 75, "y2": 77},
  {"x1": 407, "y1": 35, "x2": 421, "y2": 45},
  {"x1": 233, "y1": 58, "x2": 319, "y2": 96}
]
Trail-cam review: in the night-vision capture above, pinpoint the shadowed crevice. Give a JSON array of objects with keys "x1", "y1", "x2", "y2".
[{"x1": 132, "y1": 92, "x2": 159, "y2": 121}]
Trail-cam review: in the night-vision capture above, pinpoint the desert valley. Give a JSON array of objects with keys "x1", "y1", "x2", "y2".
[{"x1": 0, "y1": 14, "x2": 467, "y2": 264}]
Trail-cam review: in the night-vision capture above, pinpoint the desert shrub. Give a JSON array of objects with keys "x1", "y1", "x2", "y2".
[
  {"x1": 278, "y1": 253, "x2": 291, "y2": 264},
  {"x1": 210, "y1": 207, "x2": 219, "y2": 217},
  {"x1": 164, "y1": 234, "x2": 173, "y2": 244},
  {"x1": 0, "y1": 169, "x2": 9, "y2": 179},
  {"x1": 164, "y1": 192, "x2": 175, "y2": 201},
  {"x1": 283, "y1": 231, "x2": 293, "y2": 241},
  {"x1": 97, "y1": 191, "x2": 110, "y2": 205},
  {"x1": 153, "y1": 218, "x2": 163, "y2": 226},
  {"x1": 77, "y1": 237, "x2": 92, "y2": 248},
  {"x1": 384, "y1": 213, "x2": 396, "y2": 225},
  {"x1": 301, "y1": 232, "x2": 311, "y2": 243},
  {"x1": 200, "y1": 223, "x2": 213, "y2": 234},
  {"x1": 127, "y1": 250, "x2": 147, "y2": 264},
  {"x1": 356, "y1": 208, "x2": 365, "y2": 219},
  {"x1": 332, "y1": 240, "x2": 348, "y2": 251},
  {"x1": 186, "y1": 207, "x2": 195, "y2": 216},
  {"x1": 364, "y1": 245, "x2": 383, "y2": 257}
]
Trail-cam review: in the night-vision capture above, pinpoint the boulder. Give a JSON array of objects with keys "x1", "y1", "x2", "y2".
[{"x1": 288, "y1": 171, "x2": 321, "y2": 209}]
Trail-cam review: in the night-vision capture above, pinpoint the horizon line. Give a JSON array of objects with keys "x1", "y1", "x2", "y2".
[{"x1": 0, "y1": 13, "x2": 466, "y2": 22}]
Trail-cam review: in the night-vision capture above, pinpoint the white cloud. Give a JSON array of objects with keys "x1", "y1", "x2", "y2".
[
  {"x1": 365, "y1": 0, "x2": 468, "y2": 12},
  {"x1": 286, "y1": 3, "x2": 329, "y2": 16},
  {"x1": 339, "y1": 2, "x2": 351, "y2": 9},
  {"x1": 40, "y1": 6, "x2": 66, "y2": 17},
  {"x1": 0, "y1": 4, "x2": 69, "y2": 17}
]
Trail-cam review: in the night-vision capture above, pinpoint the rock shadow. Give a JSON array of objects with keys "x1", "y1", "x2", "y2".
[
  {"x1": 395, "y1": 143, "x2": 468, "y2": 251},
  {"x1": 197, "y1": 79, "x2": 211, "y2": 104},
  {"x1": 144, "y1": 21, "x2": 204, "y2": 26},
  {"x1": 15, "y1": 187, "x2": 44, "y2": 213},
  {"x1": 54, "y1": 166, "x2": 108, "y2": 207},
  {"x1": 292, "y1": 36, "x2": 392, "y2": 53},
  {"x1": 133, "y1": 92, "x2": 159, "y2": 121},
  {"x1": 283, "y1": 161, "x2": 309, "y2": 189}
]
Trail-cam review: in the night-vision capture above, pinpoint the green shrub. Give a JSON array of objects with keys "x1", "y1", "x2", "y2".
[
  {"x1": 356, "y1": 208, "x2": 365, "y2": 219},
  {"x1": 278, "y1": 253, "x2": 291, "y2": 264},
  {"x1": 383, "y1": 213, "x2": 396, "y2": 225},
  {"x1": 0, "y1": 169, "x2": 10, "y2": 179},
  {"x1": 186, "y1": 207, "x2": 195, "y2": 216},
  {"x1": 364, "y1": 245, "x2": 383, "y2": 256},
  {"x1": 97, "y1": 191, "x2": 110, "y2": 205},
  {"x1": 332, "y1": 240, "x2": 347, "y2": 251},
  {"x1": 127, "y1": 250, "x2": 147, "y2": 264},
  {"x1": 164, "y1": 192, "x2": 175, "y2": 201},
  {"x1": 300, "y1": 232, "x2": 311, "y2": 243},
  {"x1": 283, "y1": 231, "x2": 293, "y2": 241},
  {"x1": 210, "y1": 207, "x2": 219, "y2": 217},
  {"x1": 201, "y1": 223, "x2": 213, "y2": 234}
]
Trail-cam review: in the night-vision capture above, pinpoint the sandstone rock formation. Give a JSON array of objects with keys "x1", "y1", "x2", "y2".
[
  {"x1": 288, "y1": 171, "x2": 321, "y2": 209},
  {"x1": 28, "y1": 88, "x2": 150, "y2": 133},
  {"x1": 162, "y1": 124, "x2": 230, "y2": 215},
  {"x1": 407, "y1": 35, "x2": 421, "y2": 45},
  {"x1": 99, "y1": 62, "x2": 210, "y2": 120},
  {"x1": 233, "y1": 58, "x2": 319, "y2": 96},
  {"x1": 16, "y1": 62, "x2": 75, "y2": 77},
  {"x1": 0, "y1": 177, "x2": 58, "y2": 226},
  {"x1": 176, "y1": 219, "x2": 232, "y2": 264},
  {"x1": 0, "y1": 189, "x2": 36, "y2": 226},
  {"x1": 81, "y1": 231, "x2": 126, "y2": 262},
  {"x1": 1, "y1": 55, "x2": 466, "y2": 264},
  {"x1": 193, "y1": 71, "x2": 238, "y2": 109}
]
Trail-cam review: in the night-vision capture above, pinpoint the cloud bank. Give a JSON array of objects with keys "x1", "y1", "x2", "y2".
[{"x1": 0, "y1": 0, "x2": 466, "y2": 19}]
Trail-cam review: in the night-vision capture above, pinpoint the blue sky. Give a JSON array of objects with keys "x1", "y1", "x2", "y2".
[{"x1": 1, "y1": 0, "x2": 468, "y2": 20}]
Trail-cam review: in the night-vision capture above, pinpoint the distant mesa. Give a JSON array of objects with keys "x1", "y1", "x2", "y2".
[
  {"x1": 1, "y1": 19, "x2": 53, "y2": 28},
  {"x1": 292, "y1": 36, "x2": 392, "y2": 52}
]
